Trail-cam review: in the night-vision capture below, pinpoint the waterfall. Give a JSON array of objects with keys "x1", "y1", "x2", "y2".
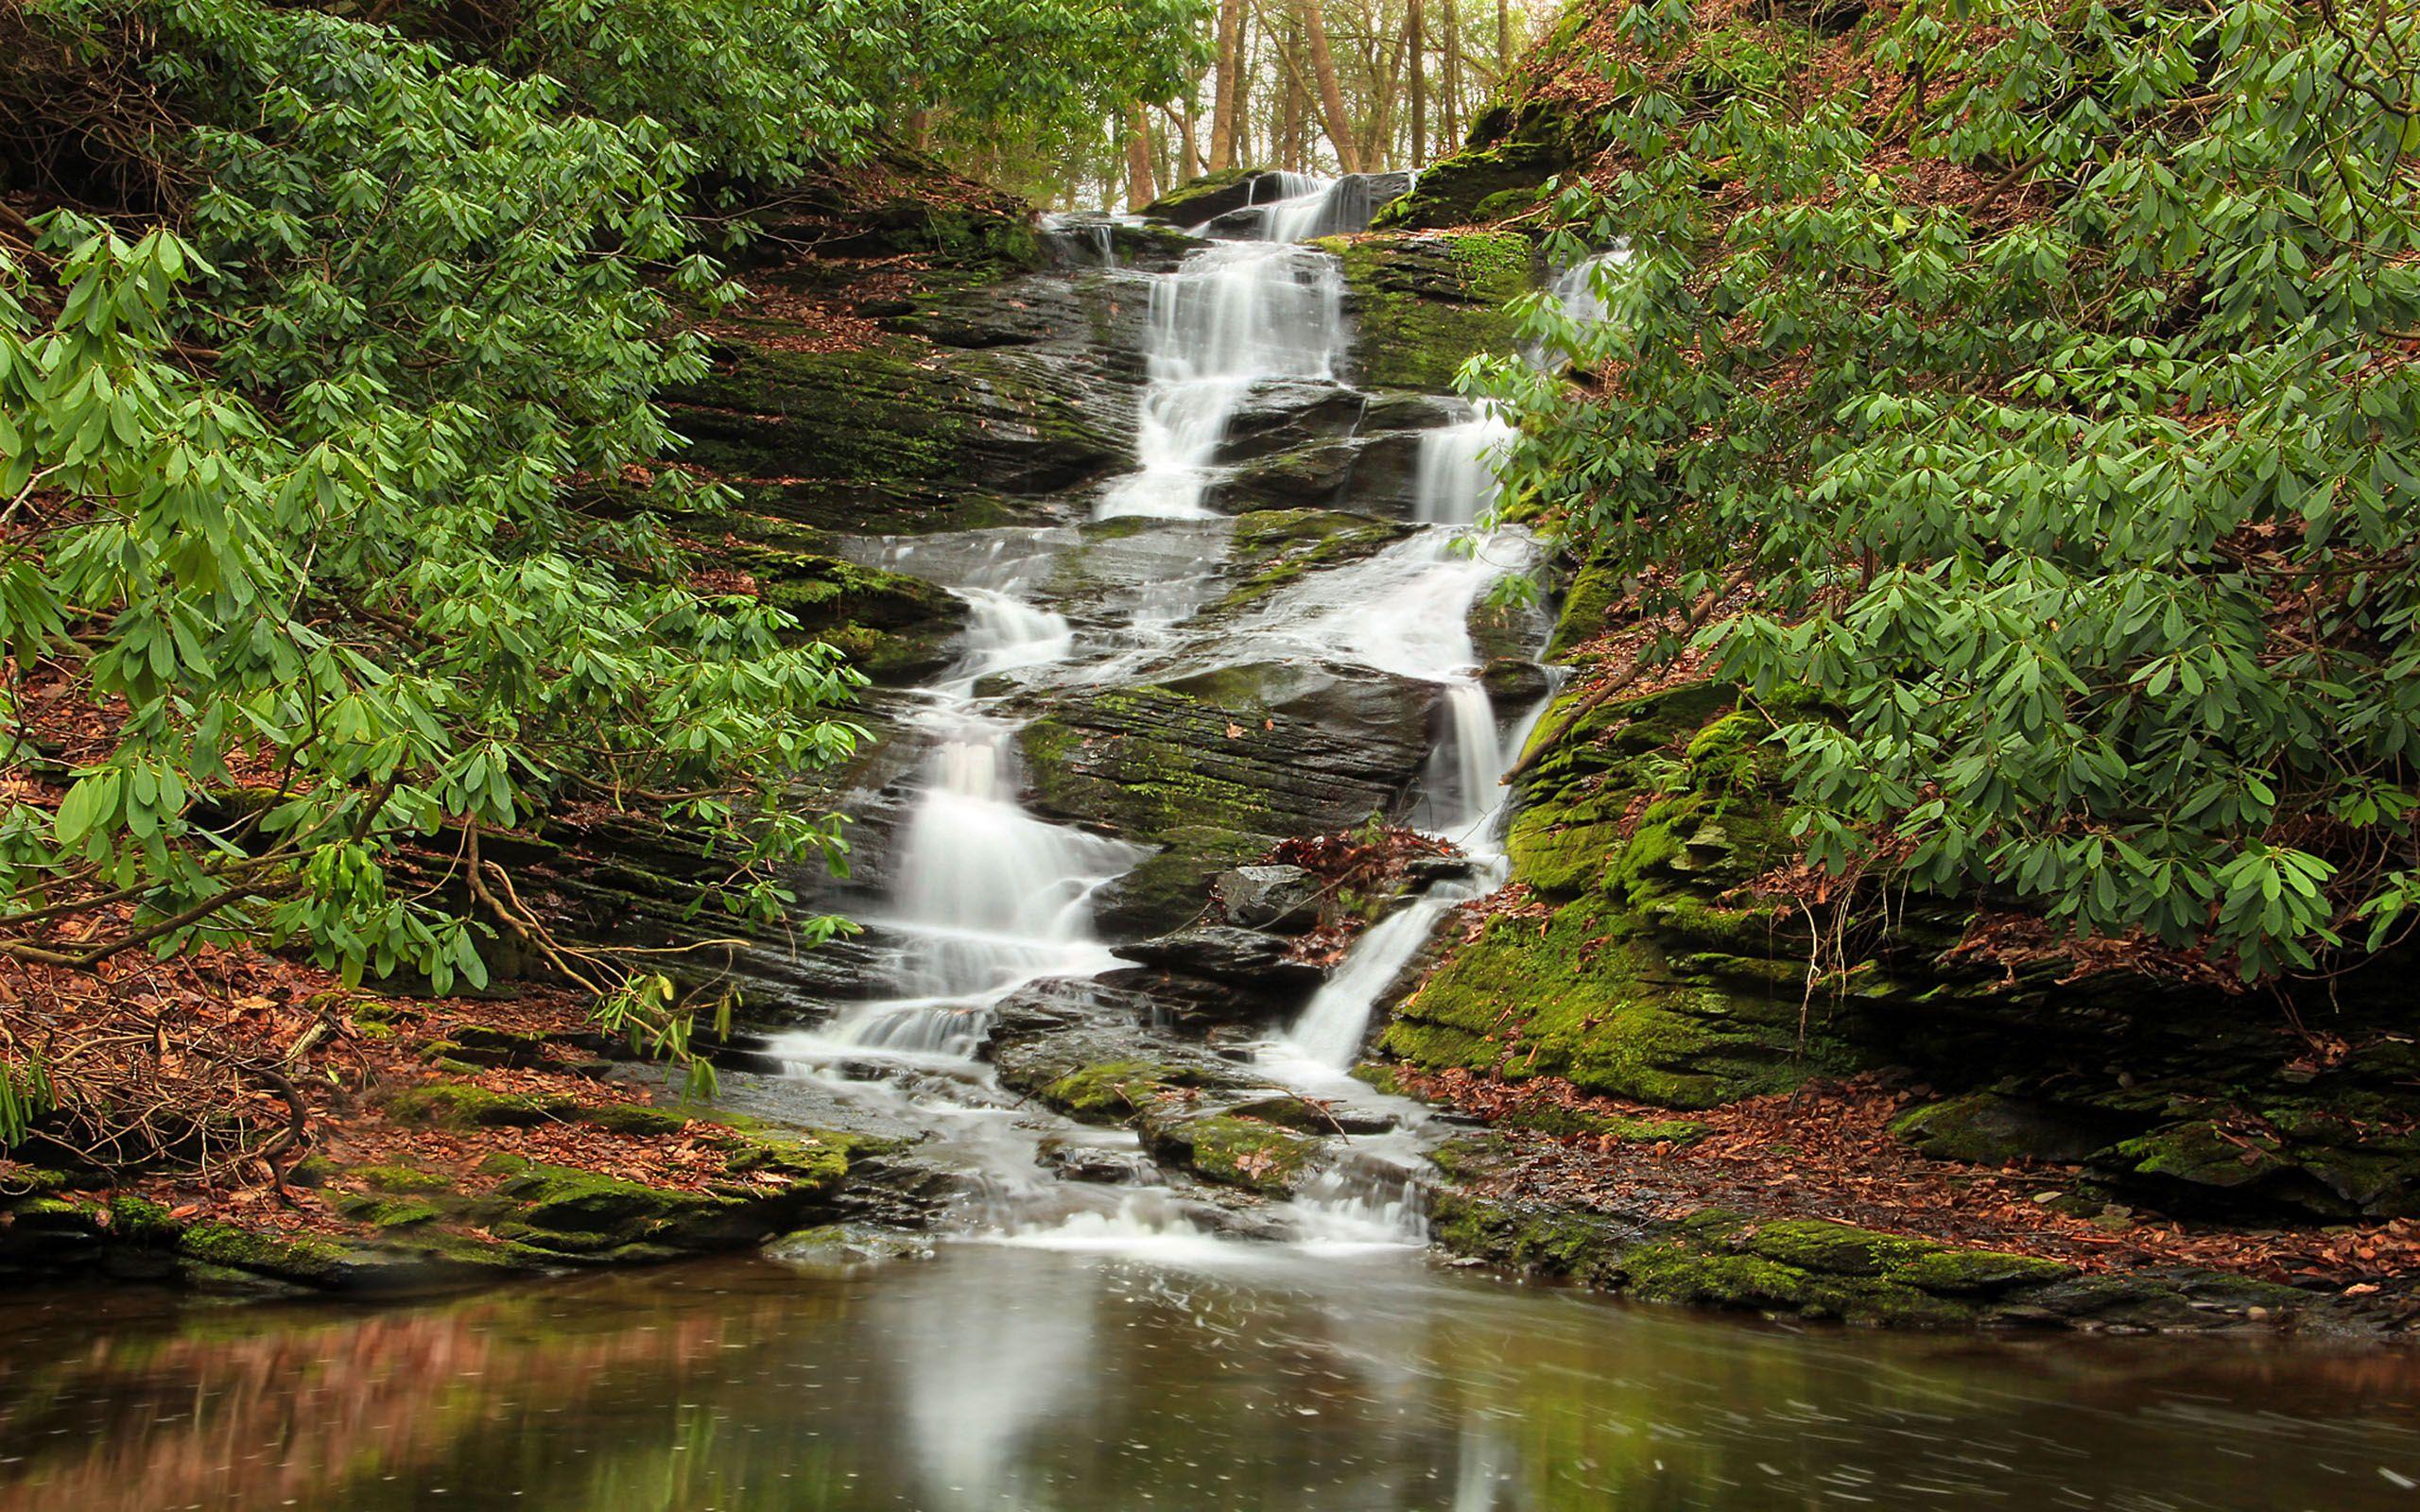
[
  {"x1": 768, "y1": 165, "x2": 1547, "y2": 1263},
  {"x1": 1410, "y1": 404, "x2": 1518, "y2": 526},
  {"x1": 1207, "y1": 170, "x2": 1418, "y2": 242},
  {"x1": 1098, "y1": 241, "x2": 1346, "y2": 520},
  {"x1": 784, "y1": 581, "x2": 1135, "y2": 1063},
  {"x1": 1548, "y1": 246, "x2": 1632, "y2": 327},
  {"x1": 1261, "y1": 419, "x2": 1541, "y2": 1076}
]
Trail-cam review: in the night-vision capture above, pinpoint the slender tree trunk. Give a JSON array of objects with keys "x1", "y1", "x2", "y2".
[
  {"x1": 1408, "y1": 0, "x2": 1428, "y2": 167},
  {"x1": 1497, "y1": 0, "x2": 1511, "y2": 78},
  {"x1": 1282, "y1": 19, "x2": 1307, "y2": 171},
  {"x1": 1182, "y1": 99, "x2": 1203, "y2": 181},
  {"x1": 1234, "y1": 4, "x2": 1258, "y2": 168},
  {"x1": 1126, "y1": 108, "x2": 1159, "y2": 210},
  {"x1": 1298, "y1": 0, "x2": 1362, "y2": 172},
  {"x1": 1208, "y1": 0, "x2": 1247, "y2": 171},
  {"x1": 1443, "y1": 0, "x2": 1464, "y2": 153}
]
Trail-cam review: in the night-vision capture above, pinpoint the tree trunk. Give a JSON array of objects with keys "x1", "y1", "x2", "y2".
[
  {"x1": 1125, "y1": 108, "x2": 1159, "y2": 211},
  {"x1": 1441, "y1": 0, "x2": 1462, "y2": 154},
  {"x1": 1298, "y1": 0, "x2": 1361, "y2": 172},
  {"x1": 1208, "y1": 0, "x2": 1247, "y2": 171},
  {"x1": 1409, "y1": 0, "x2": 1427, "y2": 168},
  {"x1": 1497, "y1": 0, "x2": 1512, "y2": 78}
]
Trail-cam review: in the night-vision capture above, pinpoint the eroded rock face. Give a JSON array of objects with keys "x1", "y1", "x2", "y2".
[{"x1": 1015, "y1": 661, "x2": 1443, "y2": 936}]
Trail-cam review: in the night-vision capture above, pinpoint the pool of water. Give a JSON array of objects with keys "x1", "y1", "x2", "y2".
[{"x1": 3, "y1": 1246, "x2": 2416, "y2": 1511}]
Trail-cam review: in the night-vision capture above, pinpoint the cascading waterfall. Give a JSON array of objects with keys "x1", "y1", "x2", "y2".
[
  {"x1": 1098, "y1": 242, "x2": 1347, "y2": 520},
  {"x1": 775, "y1": 169, "x2": 1540, "y2": 1261},
  {"x1": 1227, "y1": 171, "x2": 1414, "y2": 243},
  {"x1": 780, "y1": 581, "x2": 1135, "y2": 1063},
  {"x1": 1265, "y1": 437, "x2": 1547, "y2": 1082}
]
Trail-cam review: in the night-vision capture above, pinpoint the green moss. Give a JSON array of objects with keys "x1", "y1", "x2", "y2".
[
  {"x1": 109, "y1": 1194, "x2": 180, "y2": 1243},
  {"x1": 2111, "y1": 1120, "x2": 2295, "y2": 1191},
  {"x1": 580, "y1": 1103, "x2": 695, "y2": 1137},
  {"x1": 1042, "y1": 1059, "x2": 1189, "y2": 1122},
  {"x1": 1496, "y1": 1103, "x2": 1709, "y2": 1144},
  {"x1": 1426, "y1": 1189, "x2": 1634, "y2": 1287},
  {"x1": 1385, "y1": 887, "x2": 1841, "y2": 1108},
  {"x1": 490, "y1": 1163, "x2": 736, "y2": 1239},
  {"x1": 1215, "y1": 509, "x2": 1412, "y2": 612},
  {"x1": 1889, "y1": 1247, "x2": 2074, "y2": 1294},
  {"x1": 1138, "y1": 166, "x2": 1260, "y2": 220},
  {"x1": 1371, "y1": 106, "x2": 1591, "y2": 231},
  {"x1": 385, "y1": 1082, "x2": 570, "y2": 1128},
  {"x1": 1150, "y1": 1114, "x2": 1316, "y2": 1194},
  {"x1": 1543, "y1": 557, "x2": 1626, "y2": 661},
  {"x1": 358, "y1": 1163, "x2": 452, "y2": 1194},
  {"x1": 1316, "y1": 232, "x2": 1534, "y2": 390},
  {"x1": 337, "y1": 1194, "x2": 442, "y2": 1229},
  {"x1": 178, "y1": 1223, "x2": 349, "y2": 1281}
]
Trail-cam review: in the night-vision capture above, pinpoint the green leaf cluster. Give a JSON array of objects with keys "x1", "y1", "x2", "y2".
[{"x1": 1478, "y1": 0, "x2": 2420, "y2": 978}]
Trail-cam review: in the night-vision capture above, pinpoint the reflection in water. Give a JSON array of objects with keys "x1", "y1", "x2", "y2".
[{"x1": 4, "y1": 1250, "x2": 2419, "y2": 1511}]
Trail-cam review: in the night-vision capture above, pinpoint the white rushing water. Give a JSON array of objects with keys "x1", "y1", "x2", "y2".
[
  {"x1": 1220, "y1": 171, "x2": 1412, "y2": 243},
  {"x1": 1411, "y1": 403, "x2": 1518, "y2": 525},
  {"x1": 1098, "y1": 241, "x2": 1347, "y2": 520}
]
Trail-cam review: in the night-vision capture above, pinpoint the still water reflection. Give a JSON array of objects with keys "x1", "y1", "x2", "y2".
[{"x1": 3, "y1": 1246, "x2": 2416, "y2": 1510}]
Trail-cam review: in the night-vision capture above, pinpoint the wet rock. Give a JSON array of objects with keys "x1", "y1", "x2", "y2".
[
  {"x1": 663, "y1": 334, "x2": 1131, "y2": 537},
  {"x1": 1210, "y1": 380, "x2": 1373, "y2": 465},
  {"x1": 1197, "y1": 171, "x2": 1416, "y2": 238},
  {"x1": 1138, "y1": 167, "x2": 1292, "y2": 226},
  {"x1": 1216, "y1": 864, "x2": 1322, "y2": 932},
  {"x1": 1015, "y1": 659, "x2": 1442, "y2": 936},
  {"x1": 1115, "y1": 925, "x2": 1325, "y2": 997},
  {"x1": 1207, "y1": 442, "x2": 1361, "y2": 511},
  {"x1": 1135, "y1": 1108, "x2": 1319, "y2": 1195},
  {"x1": 1404, "y1": 854, "x2": 1482, "y2": 888},
  {"x1": 1034, "y1": 1139, "x2": 1158, "y2": 1185},
  {"x1": 767, "y1": 1223, "x2": 936, "y2": 1274}
]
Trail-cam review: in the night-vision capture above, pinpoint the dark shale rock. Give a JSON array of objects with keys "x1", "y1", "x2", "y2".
[
  {"x1": 1893, "y1": 1091, "x2": 2135, "y2": 1167},
  {"x1": 1115, "y1": 925, "x2": 1326, "y2": 998},
  {"x1": 1138, "y1": 167, "x2": 1285, "y2": 225},
  {"x1": 1216, "y1": 864, "x2": 1323, "y2": 932}
]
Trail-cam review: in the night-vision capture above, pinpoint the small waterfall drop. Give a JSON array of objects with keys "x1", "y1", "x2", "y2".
[
  {"x1": 783, "y1": 576, "x2": 1135, "y2": 1063},
  {"x1": 1098, "y1": 241, "x2": 1347, "y2": 520},
  {"x1": 1410, "y1": 404, "x2": 1519, "y2": 526},
  {"x1": 1227, "y1": 171, "x2": 1415, "y2": 243}
]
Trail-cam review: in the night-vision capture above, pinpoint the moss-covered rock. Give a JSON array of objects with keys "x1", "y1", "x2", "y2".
[
  {"x1": 1316, "y1": 232, "x2": 1535, "y2": 391},
  {"x1": 1421, "y1": 1186, "x2": 2290, "y2": 1331},
  {"x1": 1370, "y1": 105, "x2": 1596, "y2": 231},
  {"x1": 1137, "y1": 166, "x2": 1268, "y2": 224},
  {"x1": 663, "y1": 337, "x2": 1120, "y2": 535},
  {"x1": 1015, "y1": 659, "x2": 1440, "y2": 936},
  {"x1": 1138, "y1": 1111, "x2": 1318, "y2": 1195}
]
